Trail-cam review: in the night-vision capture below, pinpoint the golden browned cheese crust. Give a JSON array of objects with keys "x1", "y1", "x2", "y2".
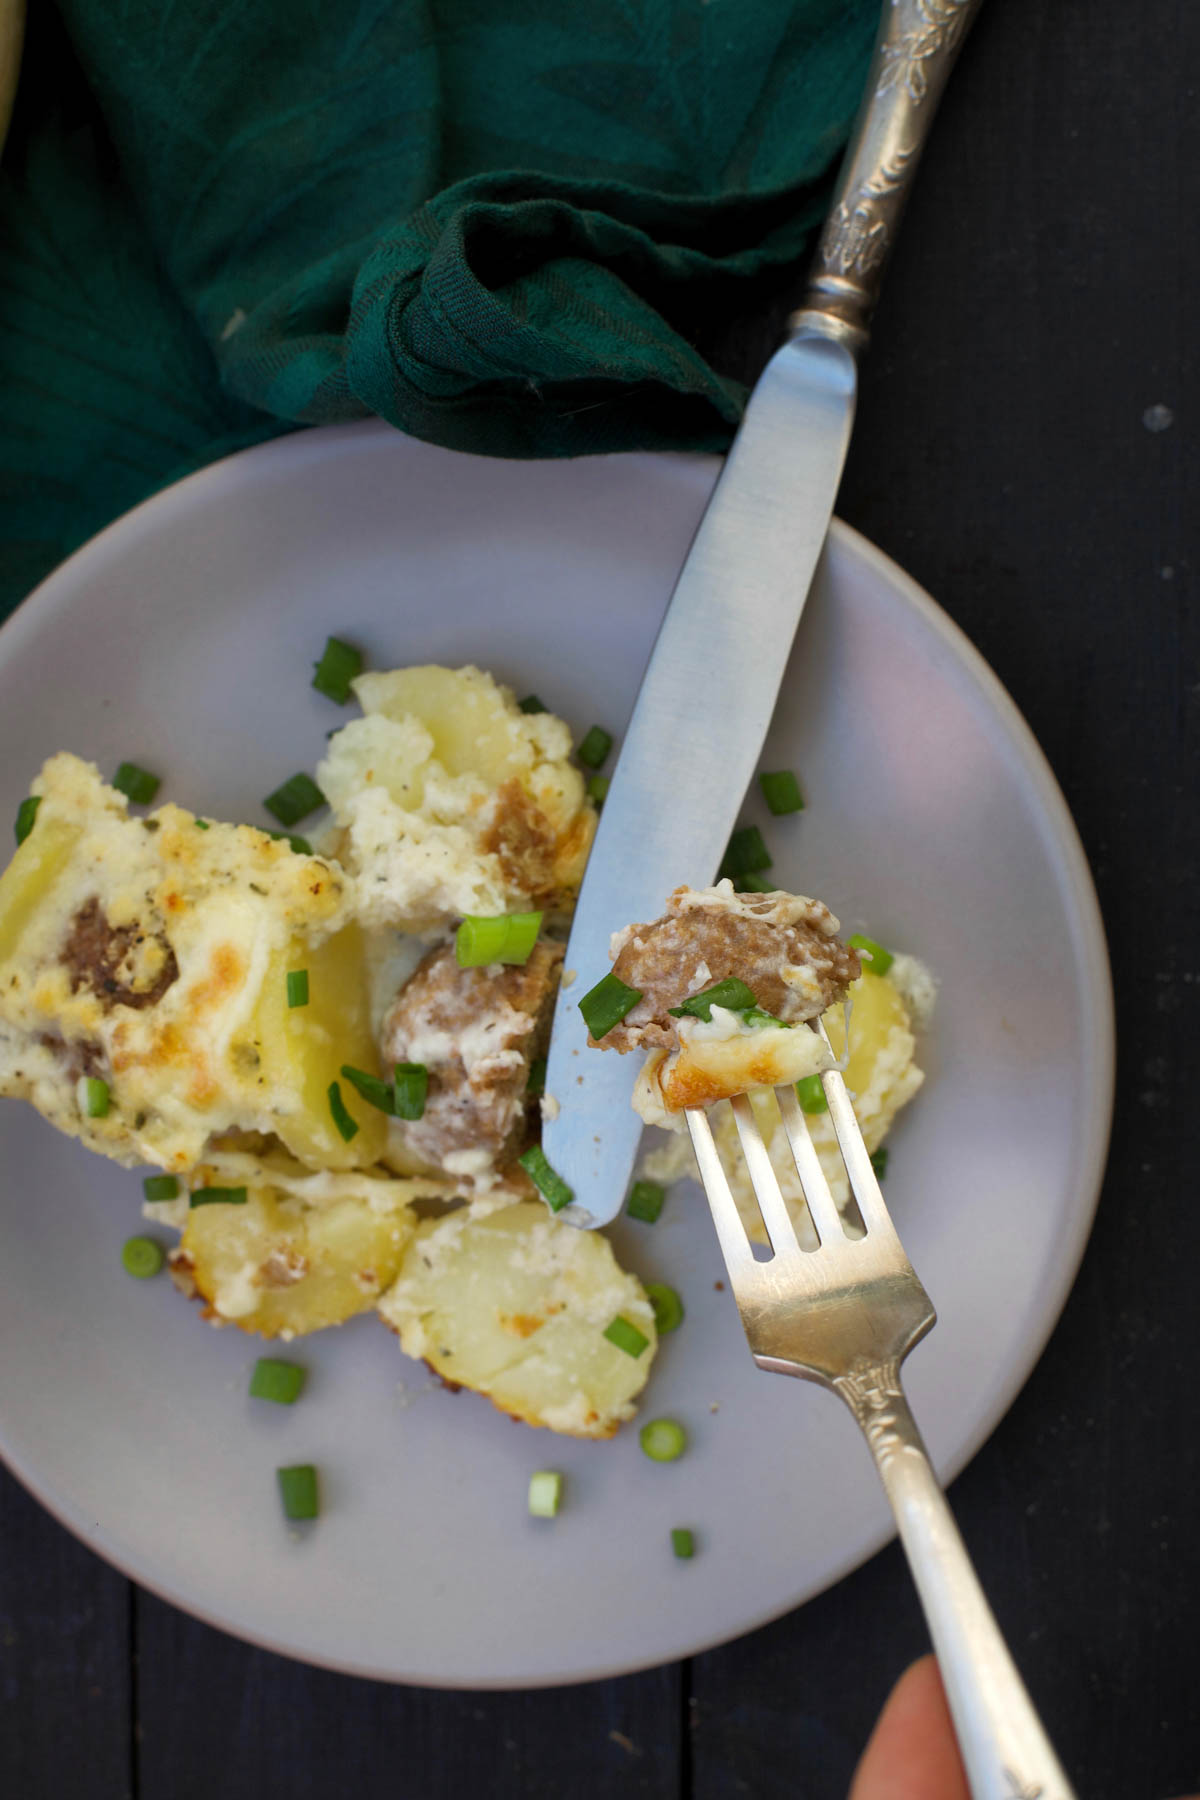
[
  {"x1": 603, "y1": 885, "x2": 860, "y2": 1052},
  {"x1": 380, "y1": 938, "x2": 563, "y2": 1171}
]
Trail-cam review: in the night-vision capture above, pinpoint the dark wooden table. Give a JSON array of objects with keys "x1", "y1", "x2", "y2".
[{"x1": 2, "y1": 2, "x2": 1196, "y2": 1795}]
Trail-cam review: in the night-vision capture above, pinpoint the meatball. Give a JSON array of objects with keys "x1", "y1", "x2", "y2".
[
  {"x1": 61, "y1": 897, "x2": 178, "y2": 1012},
  {"x1": 599, "y1": 882, "x2": 860, "y2": 1053},
  {"x1": 380, "y1": 938, "x2": 563, "y2": 1175}
]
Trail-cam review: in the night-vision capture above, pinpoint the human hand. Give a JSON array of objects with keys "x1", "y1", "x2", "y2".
[{"x1": 849, "y1": 1655, "x2": 1199, "y2": 1800}]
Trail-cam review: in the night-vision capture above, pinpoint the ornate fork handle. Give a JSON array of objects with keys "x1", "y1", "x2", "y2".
[
  {"x1": 790, "y1": 0, "x2": 986, "y2": 354},
  {"x1": 832, "y1": 1360, "x2": 1076, "y2": 1800}
]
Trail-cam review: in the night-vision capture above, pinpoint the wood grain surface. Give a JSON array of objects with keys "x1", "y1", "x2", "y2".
[{"x1": 2, "y1": 1, "x2": 1197, "y2": 1796}]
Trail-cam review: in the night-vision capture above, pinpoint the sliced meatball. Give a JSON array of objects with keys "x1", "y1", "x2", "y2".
[
  {"x1": 380, "y1": 938, "x2": 563, "y2": 1174},
  {"x1": 600, "y1": 882, "x2": 860, "y2": 1052},
  {"x1": 61, "y1": 897, "x2": 178, "y2": 1011}
]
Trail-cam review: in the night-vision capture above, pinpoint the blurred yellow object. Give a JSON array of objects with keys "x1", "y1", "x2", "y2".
[{"x1": 0, "y1": 0, "x2": 24, "y2": 157}]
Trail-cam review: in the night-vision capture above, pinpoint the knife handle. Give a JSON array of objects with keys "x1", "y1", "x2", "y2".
[{"x1": 789, "y1": 0, "x2": 986, "y2": 357}]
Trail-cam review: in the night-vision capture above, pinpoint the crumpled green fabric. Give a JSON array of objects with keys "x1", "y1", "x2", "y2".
[{"x1": 0, "y1": 0, "x2": 875, "y2": 618}]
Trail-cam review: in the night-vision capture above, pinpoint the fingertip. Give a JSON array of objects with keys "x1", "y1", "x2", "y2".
[{"x1": 848, "y1": 1655, "x2": 970, "y2": 1800}]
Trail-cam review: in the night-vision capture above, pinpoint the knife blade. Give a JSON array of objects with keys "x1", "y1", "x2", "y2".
[
  {"x1": 540, "y1": 0, "x2": 984, "y2": 1227},
  {"x1": 541, "y1": 332, "x2": 856, "y2": 1227}
]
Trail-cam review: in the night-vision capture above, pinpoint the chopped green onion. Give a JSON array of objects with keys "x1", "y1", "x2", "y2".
[
  {"x1": 671, "y1": 1527, "x2": 695, "y2": 1560},
  {"x1": 340, "y1": 1063, "x2": 395, "y2": 1116},
  {"x1": 645, "y1": 1282, "x2": 684, "y2": 1335},
  {"x1": 639, "y1": 1418, "x2": 687, "y2": 1462},
  {"x1": 586, "y1": 774, "x2": 610, "y2": 806},
  {"x1": 327, "y1": 1080, "x2": 359, "y2": 1142},
  {"x1": 518, "y1": 1145, "x2": 574, "y2": 1213},
  {"x1": 250, "y1": 1358, "x2": 306, "y2": 1405},
  {"x1": 848, "y1": 933, "x2": 894, "y2": 977},
  {"x1": 758, "y1": 770, "x2": 805, "y2": 816},
  {"x1": 82, "y1": 1076, "x2": 110, "y2": 1118},
  {"x1": 121, "y1": 1235, "x2": 164, "y2": 1279},
  {"x1": 263, "y1": 773, "x2": 325, "y2": 828},
  {"x1": 266, "y1": 829, "x2": 313, "y2": 856},
  {"x1": 113, "y1": 762, "x2": 160, "y2": 805},
  {"x1": 578, "y1": 971, "x2": 642, "y2": 1039},
  {"x1": 796, "y1": 1074, "x2": 828, "y2": 1115},
  {"x1": 312, "y1": 635, "x2": 363, "y2": 704},
  {"x1": 519, "y1": 694, "x2": 547, "y2": 715},
  {"x1": 286, "y1": 969, "x2": 309, "y2": 1009},
  {"x1": 526, "y1": 1057, "x2": 547, "y2": 1099},
  {"x1": 277, "y1": 1464, "x2": 319, "y2": 1522},
  {"x1": 142, "y1": 1174, "x2": 180, "y2": 1203},
  {"x1": 577, "y1": 725, "x2": 613, "y2": 770},
  {"x1": 528, "y1": 1470, "x2": 563, "y2": 1517},
  {"x1": 603, "y1": 1315, "x2": 650, "y2": 1358},
  {"x1": 626, "y1": 1180, "x2": 665, "y2": 1224},
  {"x1": 719, "y1": 824, "x2": 771, "y2": 879},
  {"x1": 870, "y1": 1147, "x2": 889, "y2": 1181},
  {"x1": 194, "y1": 818, "x2": 211, "y2": 830},
  {"x1": 189, "y1": 1186, "x2": 248, "y2": 1207},
  {"x1": 735, "y1": 871, "x2": 775, "y2": 894},
  {"x1": 14, "y1": 796, "x2": 40, "y2": 844},
  {"x1": 741, "y1": 1007, "x2": 787, "y2": 1030},
  {"x1": 455, "y1": 911, "x2": 542, "y2": 968},
  {"x1": 393, "y1": 1062, "x2": 428, "y2": 1121},
  {"x1": 669, "y1": 977, "x2": 757, "y2": 1022}
]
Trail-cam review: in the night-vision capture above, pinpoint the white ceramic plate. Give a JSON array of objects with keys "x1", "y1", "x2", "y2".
[{"x1": 0, "y1": 423, "x2": 1112, "y2": 1687}]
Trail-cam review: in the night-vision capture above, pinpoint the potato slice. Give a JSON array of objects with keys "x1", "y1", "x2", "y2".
[
  {"x1": 176, "y1": 1179, "x2": 417, "y2": 1337},
  {"x1": 378, "y1": 1202, "x2": 657, "y2": 1438}
]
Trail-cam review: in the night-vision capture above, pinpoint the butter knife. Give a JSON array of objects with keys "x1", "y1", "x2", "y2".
[{"x1": 543, "y1": 0, "x2": 985, "y2": 1227}]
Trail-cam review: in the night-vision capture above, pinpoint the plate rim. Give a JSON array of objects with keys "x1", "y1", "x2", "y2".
[{"x1": 0, "y1": 422, "x2": 1115, "y2": 1687}]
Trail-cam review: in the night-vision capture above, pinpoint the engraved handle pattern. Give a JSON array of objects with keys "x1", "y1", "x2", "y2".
[
  {"x1": 790, "y1": 0, "x2": 986, "y2": 354},
  {"x1": 831, "y1": 1357, "x2": 1076, "y2": 1800}
]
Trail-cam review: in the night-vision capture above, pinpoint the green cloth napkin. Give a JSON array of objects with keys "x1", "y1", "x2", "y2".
[{"x1": 0, "y1": 0, "x2": 876, "y2": 619}]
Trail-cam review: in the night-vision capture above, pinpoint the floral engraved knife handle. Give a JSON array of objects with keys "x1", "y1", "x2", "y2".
[{"x1": 790, "y1": 0, "x2": 986, "y2": 354}]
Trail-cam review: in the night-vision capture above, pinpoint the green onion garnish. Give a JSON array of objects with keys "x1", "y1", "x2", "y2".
[
  {"x1": 603, "y1": 1315, "x2": 650, "y2": 1358},
  {"x1": 796, "y1": 1074, "x2": 828, "y2": 1115},
  {"x1": 194, "y1": 818, "x2": 211, "y2": 830},
  {"x1": 519, "y1": 694, "x2": 547, "y2": 715},
  {"x1": 189, "y1": 1186, "x2": 248, "y2": 1207},
  {"x1": 250, "y1": 1358, "x2": 306, "y2": 1405},
  {"x1": 671, "y1": 1527, "x2": 695, "y2": 1560},
  {"x1": 741, "y1": 1006, "x2": 787, "y2": 1030},
  {"x1": 639, "y1": 1418, "x2": 687, "y2": 1462},
  {"x1": 121, "y1": 1236, "x2": 164, "y2": 1279},
  {"x1": 113, "y1": 762, "x2": 160, "y2": 805},
  {"x1": 286, "y1": 969, "x2": 309, "y2": 1009},
  {"x1": 340, "y1": 1064, "x2": 395, "y2": 1116},
  {"x1": 327, "y1": 1080, "x2": 359, "y2": 1142},
  {"x1": 645, "y1": 1282, "x2": 684, "y2": 1335},
  {"x1": 266, "y1": 830, "x2": 313, "y2": 856},
  {"x1": 82, "y1": 1076, "x2": 110, "y2": 1118},
  {"x1": 14, "y1": 796, "x2": 40, "y2": 844},
  {"x1": 848, "y1": 933, "x2": 894, "y2": 977},
  {"x1": 668, "y1": 977, "x2": 757, "y2": 1022},
  {"x1": 578, "y1": 971, "x2": 642, "y2": 1039},
  {"x1": 758, "y1": 770, "x2": 805, "y2": 816},
  {"x1": 263, "y1": 773, "x2": 325, "y2": 828},
  {"x1": 586, "y1": 774, "x2": 610, "y2": 806},
  {"x1": 455, "y1": 910, "x2": 543, "y2": 968},
  {"x1": 870, "y1": 1147, "x2": 889, "y2": 1181},
  {"x1": 518, "y1": 1145, "x2": 574, "y2": 1213},
  {"x1": 526, "y1": 1057, "x2": 547, "y2": 1099},
  {"x1": 312, "y1": 635, "x2": 363, "y2": 704},
  {"x1": 719, "y1": 824, "x2": 771, "y2": 880},
  {"x1": 393, "y1": 1062, "x2": 428, "y2": 1121},
  {"x1": 626, "y1": 1180, "x2": 665, "y2": 1224},
  {"x1": 528, "y1": 1470, "x2": 563, "y2": 1517},
  {"x1": 577, "y1": 725, "x2": 613, "y2": 770},
  {"x1": 277, "y1": 1464, "x2": 319, "y2": 1522},
  {"x1": 143, "y1": 1173, "x2": 180, "y2": 1202}
]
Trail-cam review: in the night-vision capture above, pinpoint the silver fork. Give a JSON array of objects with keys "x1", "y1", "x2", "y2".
[{"x1": 686, "y1": 1028, "x2": 1077, "y2": 1800}]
